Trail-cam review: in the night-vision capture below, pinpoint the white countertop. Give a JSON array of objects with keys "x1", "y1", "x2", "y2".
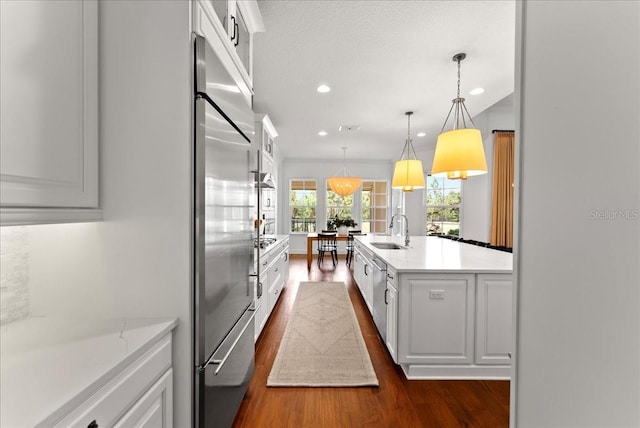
[
  {"x1": 0, "y1": 316, "x2": 178, "y2": 427},
  {"x1": 356, "y1": 235, "x2": 513, "y2": 273},
  {"x1": 259, "y1": 234, "x2": 289, "y2": 257}
]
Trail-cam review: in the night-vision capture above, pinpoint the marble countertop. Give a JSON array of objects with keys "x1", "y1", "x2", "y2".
[
  {"x1": 0, "y1": 316, "x2": 178, "y2": 427},
  {"x1": 355, "y1": 235, "x2": 513, "y2": 273}
]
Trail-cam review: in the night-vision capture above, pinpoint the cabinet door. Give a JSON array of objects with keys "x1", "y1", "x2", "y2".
[
  {"x1": 0, "y1": 0, "x2": 98, "y2": 211},
  {"x1": 385, "y1": 283, "x2": 398, "y2": 363},
  {"x1": 475, "y1": 274, "x2": 512, "y2": 365},
  {"x1": 114, "y1": 369, "x2": 173, "y2": 428},
  {"x1": 234, "y1": 6, "x2": 251, "y2": 77},
  {"x1": 399, "y1": 274, "x2": 475, "y2": 365},
  {"x1": 254, "y1": 279, "x2": 268, "y2": 340},
  {"x1": 353, "y1": 251, "x2": 364, "y2": 292},
  {"x1": 363, "y1": 260, "x2": 374, "y2": 312},
  {"x1": 267, "y1": 257, "x2": 283, "y2": 313}
]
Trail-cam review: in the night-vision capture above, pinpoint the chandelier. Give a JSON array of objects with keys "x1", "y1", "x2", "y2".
[
  {"x1": 327, "y1": 147, "x2": 362, "y2": 196},
  {"x1": 392, "y1": 111, "x2": 425, "y2": 192},
  {"x1": 431, "y1": 53, "x2": 488, "y2": 180}
]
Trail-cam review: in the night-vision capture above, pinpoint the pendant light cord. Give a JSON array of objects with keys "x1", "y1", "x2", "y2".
[
  {"x1": 399, "y1": 111, "x2": 419, "y2": 160},
  {"x1": 439, "y1": 53, "x2": 477, "y2": 133},
  {"x1": 342, "y1": 147, "x2": 347, "y2": 176}
]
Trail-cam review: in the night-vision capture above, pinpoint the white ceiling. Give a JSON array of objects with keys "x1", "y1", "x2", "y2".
[{"x1": 252, "y1": 0, "x2": 516, "y2": 162}]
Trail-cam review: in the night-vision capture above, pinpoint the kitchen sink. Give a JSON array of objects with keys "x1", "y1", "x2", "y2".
[{"x1": 370, "y1": 242, "x2": 406, "y2": 250}]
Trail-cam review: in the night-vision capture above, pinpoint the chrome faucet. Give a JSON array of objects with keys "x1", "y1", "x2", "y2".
[{"x1": 389, "y1": 214, "x2": 410, "y2": 247}]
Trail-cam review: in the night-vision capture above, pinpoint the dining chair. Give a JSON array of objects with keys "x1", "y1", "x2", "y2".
[
  {"x1": 345, "y1": 231, "x2": 363, "y2": 267},
  {"x1": 317, "y1": 233, "x2": 338, "y2": 268}
]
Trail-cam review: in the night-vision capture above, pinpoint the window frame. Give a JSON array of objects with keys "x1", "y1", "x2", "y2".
[
  {"x1": 361, "y1": 180, "x2": 389, "y2": 234},
  {"x1": 426, "y1": 175, "x2": 463, "y2": 236},
  {"x1": 289, "y1": 179, "x2": 318, "y2": 234},
  {"x1": 325, "y1": 180, "x2": 355, "y2": 230}
]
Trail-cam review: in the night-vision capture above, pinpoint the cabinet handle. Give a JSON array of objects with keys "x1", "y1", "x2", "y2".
[
  {"x1": 257, "y1": 281, "x2": 263, "y2": 298},
  {"x1": 88, "y1": 421, "x2": 98, "y2": 428},
  {"x1": 284, "y1": 253, "x2": 288, "y2": 261},
  {"x1": 364, "y1": 264, "x2": 369, "y2": 276},
  {"x1": 235, "y1": 21, "x2": 239, "y2": 47},
  {"x1": 230, "y1": 15, "x2": 237, "y2": 43},
  {"x1": 384, "y1": 289, "x2": 388, "y2": 305},
  {"x1": 387, "y1": 273, "x2": 394, "y2": 280}
]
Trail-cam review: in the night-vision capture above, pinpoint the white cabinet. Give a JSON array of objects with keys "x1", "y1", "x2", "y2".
[
  {"x1": 193, "y1": 0, "x2": 264, "y2": 105},
  {"x1": 53, "y1": 334, "x2": 173, "y2": 428},
  {"x1": 398, "y1": 274, "x2": 475, "y2": 365},
  {"x1": 255, "y1": 237, "x2": 289, "y2": 340},
  {"x1": 353, "y1": 243, "x2": 374, "y2": 312},
  {"x1": 475, "y1": 274, "x2": 513, "y2": 365},
  {"x1": 254, "y1": 277, "x2": 268, "y2": 340},
  {"x1": 114, "y1": 369, "x2": 173, "y2": 428},
  {"x1": 267, "y1": 253, "x2": 284, "y2": 314},
  {"x1": 0, "y1": 0, "x2": 101, "y2": 225},
  {"x1": 256, "y1": 114, "x2": 278, "y2": 166},
  {"x1": 385, "y1": 266, "x2": 398, "y2": 363}
]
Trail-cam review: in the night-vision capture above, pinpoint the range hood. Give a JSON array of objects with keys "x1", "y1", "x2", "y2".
[{"x1": 256, "y1": 172, "x2": 276, "y2": 189}]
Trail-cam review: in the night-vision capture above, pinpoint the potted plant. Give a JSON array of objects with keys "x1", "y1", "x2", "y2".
[{"x1": 327, "y1": 215, "x2": 357, "y2": 234}]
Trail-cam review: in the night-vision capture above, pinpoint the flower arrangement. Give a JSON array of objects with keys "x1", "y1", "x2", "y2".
[{"x1": 327, "y1": 215, "x2": 357, "y2": 230}]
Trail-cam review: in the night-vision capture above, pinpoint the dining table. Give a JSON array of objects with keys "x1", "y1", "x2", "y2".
[{"x1": 306, "y1": 232, "x2": 350, "y2": 270}]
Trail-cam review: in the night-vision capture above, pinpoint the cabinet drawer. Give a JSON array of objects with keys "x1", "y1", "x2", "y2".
[
  {"x1": 113, "y1": 368, "x2": 173, "y2": 428},
  {"x1": 53, "y1": 335, "x2": 172, "y2": 428}
]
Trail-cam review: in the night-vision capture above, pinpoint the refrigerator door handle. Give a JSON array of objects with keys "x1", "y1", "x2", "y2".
[{"x1": 202, "y1": 307, "x2": 257, "y2": 375}]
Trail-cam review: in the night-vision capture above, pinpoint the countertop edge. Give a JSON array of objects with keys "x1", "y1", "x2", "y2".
[
  {"x1": 355, "y1": 235, "x2": 513, "y2": 273},
  {"x1": 41, "y1": 318, "x2": 179, "y2": 427}
]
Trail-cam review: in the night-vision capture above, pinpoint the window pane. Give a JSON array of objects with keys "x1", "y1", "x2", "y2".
[
  {"x1": 374, "y1": 181, "x2": 386, "y2": 193},
  {"x1": 373, "y1": 220, "x2": 387, "y2": 233},
  {"x1": 426, "y1": 175, "x2": 461, "y2": 235},
  {"x1": 290, "y1": 179, "x2": 317, "y2": 233},
  {"x1": 361, "y1": 180, "x2": 388, "y2": 234}
]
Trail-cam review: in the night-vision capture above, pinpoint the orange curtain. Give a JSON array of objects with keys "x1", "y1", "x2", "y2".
[{"x1": 490, "y1": 132, "x2": 515, "y2": 247}]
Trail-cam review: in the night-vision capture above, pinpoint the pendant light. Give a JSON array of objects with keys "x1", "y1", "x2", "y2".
[
  {"x1": 392, "y1": 111, "x2": 425, "y2": 192},
  {"x1": 327, "y1": 147, "x2": 362, "y2": 196},
  {"x1": 431, "y1": 53, "x2": 488, "y2": 180}
]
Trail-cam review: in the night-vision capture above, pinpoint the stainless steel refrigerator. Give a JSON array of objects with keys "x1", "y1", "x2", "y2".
[{"x1": 193, "y1": 34, "x2": 257, "y2": 428}]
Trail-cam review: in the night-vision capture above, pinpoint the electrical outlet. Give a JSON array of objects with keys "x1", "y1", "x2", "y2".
[{"x1": 429, "y1": 290, "x2": 445, "y2": 300}]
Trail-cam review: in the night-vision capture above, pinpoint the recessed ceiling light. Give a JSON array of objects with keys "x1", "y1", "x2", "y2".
[
  {"x1": 417, "y1": 132, "x2": 426, "y2": 137},
  {"x1": 469, "y1": 87, "x2": 485, "y2": 95},
  {"x1": 318, "y1": 130, "x2": 328, "y2": 136},
  {"x1": 317, "y1": 84, "x2": 331, "y2": 93}
]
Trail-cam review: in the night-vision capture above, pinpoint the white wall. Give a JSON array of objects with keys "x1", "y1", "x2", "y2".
[
  {"x1": 514, "y1": 1, "x2": 639, "y2": 426},
  {"x1": 24, "y1": 2, "x2": 194, "y2": 426},
  {"x1": 279, "y1": 158, "x2": 393, "y2": 253}
]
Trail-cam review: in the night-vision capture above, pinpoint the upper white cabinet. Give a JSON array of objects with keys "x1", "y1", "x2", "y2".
[
  {"x1": 255, "y1": 114, "x2": 277, "y2": 168},
  {"x1": 0, "y1": 0, "x2": 100, "y2": 226},
  {"x1": 193, "y1": 0, "x2": 264, "y2": 105}
]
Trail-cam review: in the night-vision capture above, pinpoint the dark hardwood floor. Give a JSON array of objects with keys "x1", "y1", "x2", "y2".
[{"x1": 233, "y1": 255, "x2": 510, "y2": 428}]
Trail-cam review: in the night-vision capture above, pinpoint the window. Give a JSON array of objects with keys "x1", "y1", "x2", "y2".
[
  {"x1": 326, "y1": 182, "x2": 354, "y2": 229},
  {"x1": 426, "y1": 176, "x2": 461, "y2": 235},
  {"x1": 361, "y1": 181, "x2": 388, "y2": 233},
  {"x1": 290, "y1": 180, "x2": 317, "y2": 233}
]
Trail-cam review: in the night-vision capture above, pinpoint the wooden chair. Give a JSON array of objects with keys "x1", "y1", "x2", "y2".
[
  {"x1": 345, "y1": 231, "x2": 363, "y2": 267},
  {"x1": 317, "y1": 233, "x2": 338, "y2": 268}
]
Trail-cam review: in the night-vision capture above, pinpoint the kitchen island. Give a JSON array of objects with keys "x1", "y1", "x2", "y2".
[
  {"x1": 353, "y1": 235, "x2": 513, "y2": 379},
  {"x1": 0, "y1": 317, "x2": 177, "y2": 427}
]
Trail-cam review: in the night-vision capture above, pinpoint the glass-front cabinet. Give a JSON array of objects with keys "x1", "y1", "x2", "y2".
[{"x1": 195, "y1": 0, "x2": 264, "y2": 103}]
